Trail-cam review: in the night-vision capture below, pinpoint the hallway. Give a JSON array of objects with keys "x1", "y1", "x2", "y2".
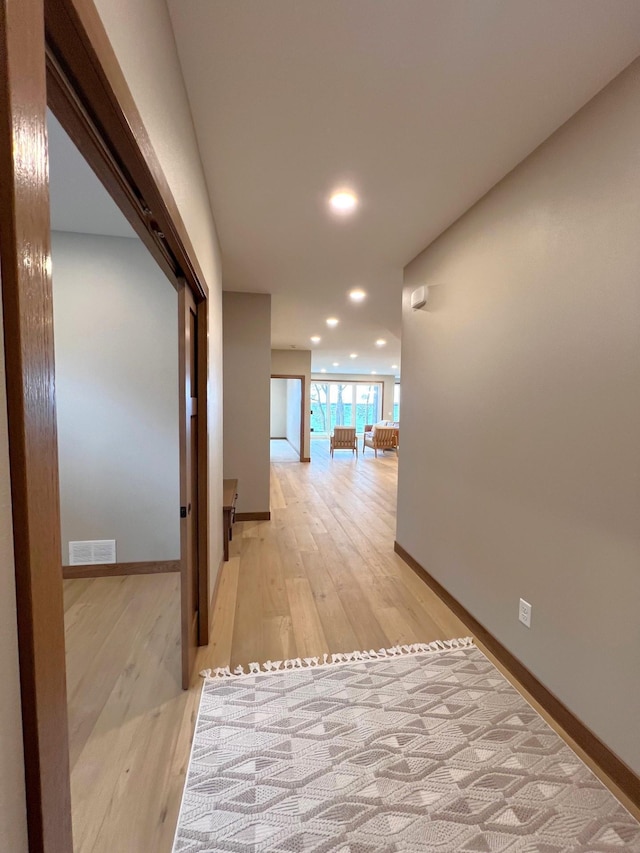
[
  {"x1": 63, "y1": 441, "x2": 638, "y2": 852},
  {"x1": 205, "y1": 439, "x2": 466, "y2": 673}
]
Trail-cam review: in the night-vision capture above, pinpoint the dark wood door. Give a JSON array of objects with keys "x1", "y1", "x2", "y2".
[{"x1": 179, "y1": 282, "x2": 200, "y2": 688}]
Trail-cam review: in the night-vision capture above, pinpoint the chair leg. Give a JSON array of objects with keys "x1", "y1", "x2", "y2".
[{"x1": 374, "y1": 448, "x2": 377, "y2": 457}]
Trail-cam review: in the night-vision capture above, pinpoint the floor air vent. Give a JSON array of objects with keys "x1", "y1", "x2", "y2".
[{"x1": 68, "y1": 539, "x2": 116, "y2": 566}]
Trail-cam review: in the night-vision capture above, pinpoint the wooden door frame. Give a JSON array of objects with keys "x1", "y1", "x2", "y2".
[
  {"x1": 271, "y1": 374, "x2": 308, "y2": 462},
  {"x1": 1, "y1": 0, "x2": 211, "y2": 849},
  {"x1": 0, "y1": 2, "x2": 73, "y2": 850},
  {"x1": 178, "y1": 282, "x2": 204, "y2": 687}
]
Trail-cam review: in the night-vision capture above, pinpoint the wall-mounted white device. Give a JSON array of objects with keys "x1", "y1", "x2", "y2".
[
  {"x1": 411, "y1": 285, "x2": 428, "y2": 310},
  {"x1": 518, "y1": 598, "x2": 532, "y2": 628}
]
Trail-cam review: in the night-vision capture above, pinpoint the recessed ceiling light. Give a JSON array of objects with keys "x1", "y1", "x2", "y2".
[
  {"x1": 375, "y1": 339, "x2": 386, "y2": 347},
  {"x1": 349, "y1": 289, "x2": 366, "y2": 302},
  {"x1": 310, "y1": 335, "x2": 321, "y2": 343},
  {"x1": 371, "y1": 370, "x2": 377, "y2": 375},
  {"x1": 329, "y1": 190, "x2": 358, "y2": 215},
  {"x1": 326, "y1": 317, "x2": 339, "y2": 327},
  {"x1": 350, "y1": 353, "x2": 358, "y2": 359},
  {"x1": 332, "y1": 362, "x2": 340, "y2": 367},
  {"x1": 391, "y1": 364, "x2": 398, "y2": 369},
  {"x1": 320, "y1": 368, "x2": 327, "y2": 373}
]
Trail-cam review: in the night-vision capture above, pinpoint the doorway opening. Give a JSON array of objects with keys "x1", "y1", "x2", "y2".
[{"x1": 270, "y1": 375, "x2": 305, "y2": 462}]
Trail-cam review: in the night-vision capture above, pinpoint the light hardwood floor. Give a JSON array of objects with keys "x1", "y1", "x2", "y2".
[{"x1": 64, "y1": 439, "x2": 638, "y2": 852}]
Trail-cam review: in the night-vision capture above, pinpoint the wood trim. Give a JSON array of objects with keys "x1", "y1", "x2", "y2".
[
  {"x1": 44, "y1": 0, "x2": 209, "y2": 300},
  {"x1": 393, "y1": 541, "x2": 640, "y2": 808},
  {"x1": 271, "y1": 374, "x2": 306, "y2": 462},
  {"x1": 235, "y1": 512, "x2": 271, "y2": 522},
  {"x1": 310, "y1": 377, "x2": 386, "y2": 385},
  {"x1": 178, "y1": 282, "x2": 197, "y2": 690},
  {"x1": 301, "y1": 457, "x2": 311, "y2": 463},
  {"x1": 0, "y1": 1, "x2": 74, "y2": 849},
  {"x1": 45, "y1": 49, "x2": 180, "y2": 289},
  {"x1": 197, "y1": 299, "x2": 209, "y2": 644},
  {"x1": 62, "y1": 560, "x2": 180, "y2": 579}
]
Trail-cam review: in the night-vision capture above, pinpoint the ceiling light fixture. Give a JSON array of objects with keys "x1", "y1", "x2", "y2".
[
  {"x1": 310, "y1": 335, "x2": 321, "y2": 343},
  {"x1": 326, "y1": 317, "x2": 339, "y2": 328},
  {"x1": 350, "y1": 353, "x2": 358, "y2": 359},
  {"x1": 371, "y1": 370, "x2": 377, "y2": 375},
  {"x1": 375, "y1": 339, "x2": 386, "y2": 347},
  {"x1": 349, "y1": 289, "x2": 366, "y2": 302},
  {"x1": 320, "y1": 368, "x2": 327, "y2": 373},
  {"x1": 391, "y1": 364, "x2": 398, "y2": 369},
  {"x1": 332, "y1": 362, "x2": 340, "y2": 367},
  {"x1": 329, "y1": 190, "x2": 358, "y2": 215}
]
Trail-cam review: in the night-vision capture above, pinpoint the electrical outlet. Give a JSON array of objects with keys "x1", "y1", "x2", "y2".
[{"x1": 519, "y1": 598, "x2": 532, "y2": 628}]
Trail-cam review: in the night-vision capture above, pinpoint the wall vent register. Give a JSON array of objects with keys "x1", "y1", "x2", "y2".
[{"x1": 68, "y1": 539, "x2": 117, "y2": 566}]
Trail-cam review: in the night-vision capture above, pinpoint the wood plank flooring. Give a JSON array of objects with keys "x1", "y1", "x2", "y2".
[{"x1": 64, "y1": 439, "x2": 639, "y2": 852}]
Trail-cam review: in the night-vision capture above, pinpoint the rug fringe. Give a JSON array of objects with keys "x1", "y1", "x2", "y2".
[{"x1": 200, "y1": 637, "x2": 475, "y2": 680}]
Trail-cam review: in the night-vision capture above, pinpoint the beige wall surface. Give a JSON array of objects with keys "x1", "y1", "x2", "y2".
[
  {"x1": 271, "y1": 349, "x2": 311, "y2": 460},
  {"x1": 94, "y1": 0, "x2": 224, "y2": 589},
  {"x1": 310, "y1": 373, "x2": 396, "y2": 425},
  {"x1": 270, "y1": 378, "x2": 287, "y2": 437},
  {"x1": 224, "y1": 293, "x2": 271, "y2": 513},
  {"x1": 398, "y1": 58, "x2": 640, "y2": 773},
  {"x1": 52, "y1": 231, "x2": 180, "y2": 564},
  {"x1": 0, "y1": 284, "x2": 28, "y2": 850}
]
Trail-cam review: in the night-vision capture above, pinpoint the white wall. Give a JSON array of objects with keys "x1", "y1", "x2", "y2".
[
  {"x1": 52, "y1": 231, "x2": 180, "y2": 564},
  {"x1": 93, "y1": 0, "x2": 224, "y2": 589},
  {"x1": 223, "y1": 293, "x2": 271, "y2": 514},
  {"x1": 270, "y1": 379, "x2": 287, "y2": 437},
  {"x1": 286, "y1": 379, "x2": 302, "y2": 455},
  {"x1": 271, "y1": 349, "x2": 311, "y2": 459},
  {"x1": 0, "y1": 277, "x2": 28, "y2": 850},
  {"x1": 398, "y1": 58, "x2": 640, "y2": 773}
]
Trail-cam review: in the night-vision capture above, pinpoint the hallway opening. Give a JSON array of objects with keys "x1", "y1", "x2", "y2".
[{"x1": 270, "y1": 375, "x2": 304, "y2": 462}]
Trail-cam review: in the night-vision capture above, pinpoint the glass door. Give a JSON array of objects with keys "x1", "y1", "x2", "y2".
[
  {"x1": 330, "y1": 383, "x2": 354, "y2": 432},
  {"x1": 311, "y1": 381, "x2": 383, "y2": 437},
  {"x1": 311, "y1": 382, "x2": 331, "y2": 437},
  {"x1": 355, "y1": 383, "x2": 381, "y2": 433}
]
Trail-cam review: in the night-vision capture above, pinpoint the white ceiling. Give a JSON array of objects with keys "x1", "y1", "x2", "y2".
[
  {"x1": 47, "y1": 111, "x2": 136, "y2": 240},
  {"x1": 167, "y1": 2, "x2": 640, "y2": 377}
]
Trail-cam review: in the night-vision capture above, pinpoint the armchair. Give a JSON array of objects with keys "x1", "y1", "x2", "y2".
[
  {"x1": 363, "y1": 424, "x2": 398, "y2": 457},
  {"x1": 330, "y1": 426, "x2": 358, "y2": 458}
]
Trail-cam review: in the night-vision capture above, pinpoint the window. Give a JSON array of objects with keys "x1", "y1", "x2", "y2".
[
  {"x1": 310, "y1": 381, "x2": 382, "y2": 436},
  {"x1": 393, "y1": 383, "x2": 400, "y2": 421}
]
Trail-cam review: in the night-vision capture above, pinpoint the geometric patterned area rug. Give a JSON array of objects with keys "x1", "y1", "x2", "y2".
[{"x1": 173, "y1": 640, "x2": 640, "y2": 852}]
